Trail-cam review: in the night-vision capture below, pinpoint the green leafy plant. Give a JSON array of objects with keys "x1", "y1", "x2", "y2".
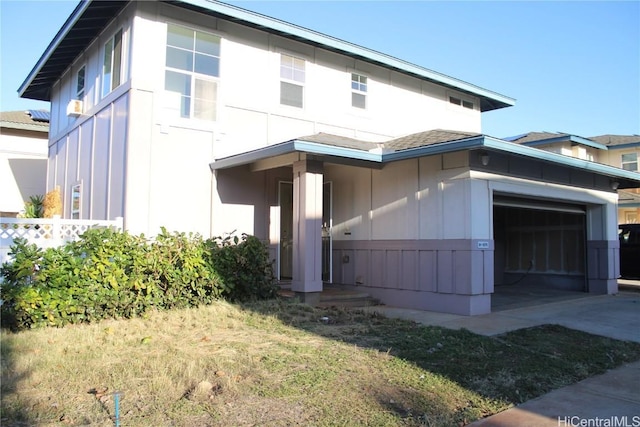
[
  {"x1": 1, "y1": 228, "x2": 276, "y2": 330},
  {"x1": 206, "y1": 233, "x2": 277, "y2": 302},
  {"x1": 19, "y1": 195, "x2": 44, "y2": 218}
]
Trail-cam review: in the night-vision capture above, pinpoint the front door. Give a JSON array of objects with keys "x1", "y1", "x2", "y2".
[{"x1": 278, "y1": 180, "x2": 332, "y2": 282}]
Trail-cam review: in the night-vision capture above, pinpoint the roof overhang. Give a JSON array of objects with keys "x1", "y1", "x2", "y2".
[
  {"x1": 20, "y1": 0, "x2": 515, "y2": 111},
  {"x1": 522, "y1": 135, "x2": 608, "y2": 151},
  {"x1": 209, "y1": 135, "x2": 640, "y2": 190}
]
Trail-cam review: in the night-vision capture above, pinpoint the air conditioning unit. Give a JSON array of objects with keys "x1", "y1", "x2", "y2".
[{"x1": 66, "y1": 99, "x2": 83, "y2": 117}]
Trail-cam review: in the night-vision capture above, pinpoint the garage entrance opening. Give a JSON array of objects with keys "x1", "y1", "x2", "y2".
[{"x1": 493, "y1": 196, "x2": 588, "y2": 310}]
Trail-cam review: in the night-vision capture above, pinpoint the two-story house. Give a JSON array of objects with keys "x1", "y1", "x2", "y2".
[
  {"x1": 19, "y1": 0, "x2": 640, "y2": 315},
  {"x1": 508, "y1": 132, "x2": 640, "y2": 224}
]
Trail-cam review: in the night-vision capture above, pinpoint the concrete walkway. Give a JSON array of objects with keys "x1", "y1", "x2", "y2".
[{"x1": 364, "y1": 289, "x2": 640, "y2": 426}]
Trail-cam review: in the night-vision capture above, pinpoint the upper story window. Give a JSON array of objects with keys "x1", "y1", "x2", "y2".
[
  {"x1": 351, "y1": 73, "x2": 367, "y2": 109},
  {"x1": 76, "y1": 66, "x2": 86, "y2": 100},
  {"x1": 280, "y1": 53, "x2": 305, "y2": 108},
  {"x1": 449, "y1": 96, "x2": 474, "y2": 110},
  {"x1": 164, "y1": 24, "x2": 220, "y2": 121},
  {"x1": 102, "y1": 29, "x2": 123, "y2": 98},
  {"x1": 621, "y1": 153, "x2": 638, "y2": 171}
]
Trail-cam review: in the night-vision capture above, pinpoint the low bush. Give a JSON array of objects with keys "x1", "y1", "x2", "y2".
[
  {"x1": 0, "y1": 228, "x2": 275, "y2": 330},
  {"x1": 206, "y1": 233, "x2": 278, "y2": 302}
]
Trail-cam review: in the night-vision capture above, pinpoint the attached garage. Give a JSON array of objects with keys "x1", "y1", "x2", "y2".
[
  {"x1": 211, "y1": 132, "x2": 640, "y2": 315},
  {"x1": 494, "y1": 195, "x2": 587, "y2": 298}
]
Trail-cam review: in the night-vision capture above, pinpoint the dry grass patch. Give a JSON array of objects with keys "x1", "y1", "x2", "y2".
[{"x1": 2, "y1": 299, "x2": 640, "y2": 427}]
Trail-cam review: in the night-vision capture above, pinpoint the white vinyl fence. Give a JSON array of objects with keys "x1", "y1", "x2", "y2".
[{"x1": 0, "y1": 216, "x2": 123, "y2": 266}]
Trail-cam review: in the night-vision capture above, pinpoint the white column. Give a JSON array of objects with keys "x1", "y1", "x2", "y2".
[{"x1": 292, "y1": 160, "x2": 323, "y2": 293}]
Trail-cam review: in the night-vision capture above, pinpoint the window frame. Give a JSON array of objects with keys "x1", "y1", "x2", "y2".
[
  {"x1": 101, "y1": 28, "x2": 124, "y2": 98},
  {"x1": 70, "y1": 182, "x2": 82, "y2": 220},
  {"x1": 350, "y1": 72, "x2": 368, "y2": 110},
  {"x1": 448, "y1": 94, "x2": 475, "y2": 110},
  {"x1": 164, "y1": 23, "x2": 221, "y2": 122},
  {"x1": 621, "y1": 153, "x2": 638, "y2": 172},
  {"x1": 76, "y1": 65, "x2": 86, "y2": 101},
  {"x1": 279, "y1": 53, "x2": 306, "y2": 108}
]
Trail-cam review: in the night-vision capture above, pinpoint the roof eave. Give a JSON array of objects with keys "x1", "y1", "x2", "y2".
[
  {"x1": 18, "y1": 0, "x2": 90, "y2": 100},
  {"x1": 20, "y1": 0, "x2": 515, "y2": 110}
]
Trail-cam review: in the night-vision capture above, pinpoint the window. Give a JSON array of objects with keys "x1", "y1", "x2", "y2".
[
  {"x1": 280, "y1": 53, "x2": 305, "y2": 108},
  {"x1": 621, "y1": 153, "x2": 638, "y2": 171},
  {"x1": 164, "y1": 24, "x2": 220, "y2": 121},
  {"x1": 71, "y1": 183, "x2": 81, "y2": 219},
  {"x1": 76, "y1": 66, "x2": 86, "y2": 100},
  {"x1": 449, "y1": 96, "x2": 474, "y2": 110},
  {"x1": 102, "y1": 29, "x2": 123, "y2": 98},
  {"x1": 351, "y1": 73, "x2": 367, "y2": 109}
]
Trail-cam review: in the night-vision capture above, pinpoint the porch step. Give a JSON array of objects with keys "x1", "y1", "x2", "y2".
[
  {"x1": 277, "y1": 284, "x2": 382, "y2": 308},
  {"x1": 316, "y1": 296, "x2": 381, "y2": 308}
]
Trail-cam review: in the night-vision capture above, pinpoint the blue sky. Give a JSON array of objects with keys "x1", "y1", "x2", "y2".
[{"x1": 1, "y1": 0, "x2": 638, "y2": 139}]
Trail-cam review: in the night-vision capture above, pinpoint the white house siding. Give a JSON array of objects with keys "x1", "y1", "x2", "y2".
[
  {"x1": 45, "y1": 1, "x2": 484, "y2": 236},
  {"x1": 318, "y1": 155, "x2": 620, "y2": 315},
  {"x1": 48, "y1": 95, "x2": 129, "y2": 221},
  {"x1": 0, "y1": 130, "x2": 47, "y2": 215}
]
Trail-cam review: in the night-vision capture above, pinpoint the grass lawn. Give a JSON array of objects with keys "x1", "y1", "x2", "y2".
[{"x1": 2, "y1": 299, "x2": 640, "y2": 426}]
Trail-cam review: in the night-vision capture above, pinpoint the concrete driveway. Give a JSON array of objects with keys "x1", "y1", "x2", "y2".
[{"x1": 365, "y1": 285, "x2": 640, "y2": 427}]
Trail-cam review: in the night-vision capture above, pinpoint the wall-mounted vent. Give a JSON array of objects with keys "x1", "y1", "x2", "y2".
[{"x1": 66, "y1": 100, "x2": 83, "y2": 117}]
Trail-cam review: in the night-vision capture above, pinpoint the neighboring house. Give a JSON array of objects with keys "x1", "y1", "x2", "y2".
[
  {"x1": 507, "y1": 132, "x2": 640, "y2": 224},
  {"x1": 18, "y1": 0, "x2": 640, "y2": 315},
  {"x1": 0, "y1": 110, "x2": 49, "y2": 217}
]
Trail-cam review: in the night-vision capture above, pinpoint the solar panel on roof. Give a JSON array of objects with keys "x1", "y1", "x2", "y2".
[{"x1": 28, "y1": 110, "x2": 50, "y2": 122}]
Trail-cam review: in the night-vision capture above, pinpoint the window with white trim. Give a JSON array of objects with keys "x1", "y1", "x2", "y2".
[
  {"x1": 164, "y1": 23, "x2": 220, "y2": 121},
  {"x1": 102, "y1": 29, "x2": 123, "y2": 98},
  {"x1": 351, "y1": 73, "x2": 367, "y2": 109},
  {"x1": 76, "y1": 66, "x2": 86, "y2": 100},
  {"x1": 280, "y1": 53, "x2": 305, "y2": 108},
  {"x1": 621, "y1": 153, "x2": 638, "y2": 171},
  {"x1": 449, "y1": 96, "x2": 474, "y2": 110}
]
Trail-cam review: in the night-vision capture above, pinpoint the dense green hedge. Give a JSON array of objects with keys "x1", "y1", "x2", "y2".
[{"x1": 0, "y1": 228, "x2": 277, "y2": 330}]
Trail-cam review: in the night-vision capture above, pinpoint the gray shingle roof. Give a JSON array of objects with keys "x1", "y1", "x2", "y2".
[
  {"x1": 590, "y1": 135, "x2": 640, "y2": 147},
  {"x1": 297, "y1": 129, "x2": 480, "y2": 152},
  {"x1": 0, "y1": 110, "x2": 49, "y2": 133},
  {"x1": 387, "y1": 129, "x2": 479, "y2": 150},
  {"x1": 297, "y1": 133, "x2": 377, "y2": 151},
  {"x1": 507, "y1": 132, "x2": 568, "y2": 144}
]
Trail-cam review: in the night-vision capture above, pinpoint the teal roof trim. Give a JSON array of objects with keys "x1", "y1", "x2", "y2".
[
  {"x1": 20, "y1": 0, "x2": 514, "y2": 111},
  {"x1": 606, "y1": 142, "x2": 640, "y2": 150},
  {"x1": 210, "y1": 134, "x2": 640, "y2": 186},
  {"x1": 209, "y1": 140, "x2": 382, "y2": 170},
  {"x1": 180, "y1": 0, "x2": 514, "y2": 112},
  {"x1": 522, "y1": 135, "x2": 608, "y2": 151}
]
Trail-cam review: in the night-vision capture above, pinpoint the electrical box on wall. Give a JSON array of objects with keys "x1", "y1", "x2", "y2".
[{"x1": 66, "y1": 100, "x2": 83, "y2": 116}]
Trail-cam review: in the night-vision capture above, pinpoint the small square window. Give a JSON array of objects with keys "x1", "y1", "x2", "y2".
[
  {"x1": 281, "y1": 81, "x2": 303, "y2": 108},
  {"x1": 621, "y1": 153, "x2": 638, "y2": 171},
  {"x1": 462, "y1": 100, "x2": 474, "y2": 109}
]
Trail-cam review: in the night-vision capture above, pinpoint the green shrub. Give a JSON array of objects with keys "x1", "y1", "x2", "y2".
[
  {"x1": 0, "y1": 228, "x2": 275, "y2": 330},
  {"x1": 206, "y1": 233, "x2": 277, "y2": 302}
]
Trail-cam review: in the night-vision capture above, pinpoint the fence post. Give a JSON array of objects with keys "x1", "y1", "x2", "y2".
[{"x1": 52, "y1": 215, "x2": 61, "y2": 246}]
